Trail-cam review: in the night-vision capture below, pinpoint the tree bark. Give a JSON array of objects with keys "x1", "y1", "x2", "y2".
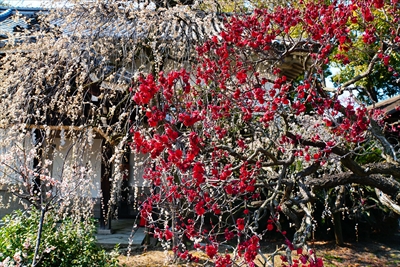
[
  {"x1": 100, "y1": 143, "x2": 113, "y2": 231},
  {"x1": 375, "y1": 188, "x2": 400, "y2": 215},
  {"x1": 307, "y1": 172, "x2": 400, "y2": 201},
  {"x1": 333, "y1": 186, "x2": 346, "y2": 246},
  {"x1": 32, "y1": 207, "x2": 46, "y2": 267}
]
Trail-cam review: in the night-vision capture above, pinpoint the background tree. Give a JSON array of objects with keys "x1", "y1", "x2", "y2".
[{"x1": 330, "y1": 0, "x2": 400, "y2": 103}]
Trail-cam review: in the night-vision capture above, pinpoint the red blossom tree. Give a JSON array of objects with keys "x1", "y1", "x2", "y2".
[
  {"x1": 129, "y1": 0, "x2": 400, "y2": 266},
  {"x1": 2, "y1": 0, "x2": 399, "y2": 266}
]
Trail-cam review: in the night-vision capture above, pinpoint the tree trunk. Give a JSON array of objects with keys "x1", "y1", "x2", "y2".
[
  {"x1": 32, "y1": 207, "x2": 46, "y2": 267},
  {"x1": 99, "y1": 143, "x2": 113, "y2": 232},
  {"x1": 333, "y1": 212, "x2": 344, "y2": 246}
]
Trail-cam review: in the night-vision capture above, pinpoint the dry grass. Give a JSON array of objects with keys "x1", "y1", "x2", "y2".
[
  {"x1": 118, "y1": 239, "x2": 400, "y2": 267},
  {"x1": 311, "y1": 241, "x2": 400, "y2": 267},
  {"x1": 118, "y1": 250, "x2": 208, "y2": 267}
]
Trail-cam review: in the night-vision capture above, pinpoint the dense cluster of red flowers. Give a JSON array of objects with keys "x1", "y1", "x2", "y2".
[{"x1": 129, "y1": 0, "x2": 399, "y2": 265}]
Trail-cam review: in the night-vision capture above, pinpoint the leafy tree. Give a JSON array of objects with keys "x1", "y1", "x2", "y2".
[{"x1": 330, "y1": 0, "x2": 400, "y2": 103}]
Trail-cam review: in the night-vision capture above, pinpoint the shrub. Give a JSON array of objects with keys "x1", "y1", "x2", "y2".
[{"x1": 0, "y1": 209, "x2": 119, "y2": 267}]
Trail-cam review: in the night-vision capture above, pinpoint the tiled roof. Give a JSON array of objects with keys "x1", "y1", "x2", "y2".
[
  {"x1": 0, "y1": 5, "x2": 313, "y2": 82},
  {"x1": 0, "y1": 6, "x2": 44, "y2": 48},
  {"x1": 0, "y1": 17, "x2": 29, "y2": 48},
  {"x1": 57, "y1": 6, "x2": 223, "y2": 42},
  {"x1": 0, "y1": 17, "x2": 28, "y2": 34}
]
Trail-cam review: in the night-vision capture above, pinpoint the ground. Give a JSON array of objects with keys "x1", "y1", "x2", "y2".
[{"x1": 118, "y1": 238, "x2": 400, "y2": 267}]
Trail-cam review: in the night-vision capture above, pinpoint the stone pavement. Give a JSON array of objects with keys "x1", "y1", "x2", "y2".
[{"x1": 95, "y1": 219, "x2": 146, "y2": 249}]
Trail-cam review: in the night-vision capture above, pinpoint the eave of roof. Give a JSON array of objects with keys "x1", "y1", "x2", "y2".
[
  {"x1": 0, "y1": 6, "x2": 48, "y2": 18},
  {"x1": 369, "y1": 94, "x2": 400, "y2": 115}
]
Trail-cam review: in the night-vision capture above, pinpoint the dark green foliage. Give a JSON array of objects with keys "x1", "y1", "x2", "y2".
[{"x1": 0, "y1": 209, "x2": 119, "y2": 267}]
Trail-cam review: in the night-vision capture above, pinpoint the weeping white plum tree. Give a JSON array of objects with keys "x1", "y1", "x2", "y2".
[
  {"x1": 0, "y1": 0, "x2": 227, "y2": 265},
  {"x1": 1, "y1": 0, "x2": 400, "y2": 266}
]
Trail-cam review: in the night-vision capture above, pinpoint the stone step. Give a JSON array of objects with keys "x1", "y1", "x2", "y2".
[{"x1": 95, "y1": 222, "x2": 146, "y2": 249}]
